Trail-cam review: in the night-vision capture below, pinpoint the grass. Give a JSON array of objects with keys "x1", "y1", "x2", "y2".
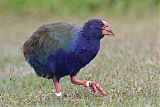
[
  {"x1": 0, "y1": 0, "x2": 159, "y2": 17},
  {"x1": 0, "y1": 14, "x2": 159, "y2": 107}
]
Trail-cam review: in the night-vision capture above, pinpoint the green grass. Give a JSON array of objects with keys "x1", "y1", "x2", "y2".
[{"x1": 0, "y1": 15, "x2": 159, "y2": 106}]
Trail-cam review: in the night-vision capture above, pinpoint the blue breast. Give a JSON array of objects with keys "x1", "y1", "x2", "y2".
[{"x1": 47, "y1": 38, "x2": 100, "y2": 80}]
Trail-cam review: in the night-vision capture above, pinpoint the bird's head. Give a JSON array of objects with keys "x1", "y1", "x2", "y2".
[{"x1": 83, "y1": 18, "x2": 115, "y2": 39}]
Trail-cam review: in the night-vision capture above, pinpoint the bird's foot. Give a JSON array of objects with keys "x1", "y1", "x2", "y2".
[
  {"x1": 89, "y1": 81, "x2": 106, "y2": 96},
  {"x1": 57, "y1": 95, "x2": 63, "y2": 102},
  {"x1": 55, "y1": 92, "x2": 63, "y2": 102}
]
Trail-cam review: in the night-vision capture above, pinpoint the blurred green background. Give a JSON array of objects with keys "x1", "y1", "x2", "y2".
[{"x1": 0, "y1": 0, "x2": 159, "y2": 17}]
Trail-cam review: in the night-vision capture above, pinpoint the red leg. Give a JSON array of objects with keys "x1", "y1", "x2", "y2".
[
  {"x1": 70, "y1": 75, "x2": 106, "y2": 95},
  {"x1": 53, "y1": 76, "x2": 62, "y2": 99},
  {"x1": 53, "y1": 76, "x2": 60, "y2": 93},
  {"x1": 71, "y1": 76, "x2": 83, "y2": 85}
]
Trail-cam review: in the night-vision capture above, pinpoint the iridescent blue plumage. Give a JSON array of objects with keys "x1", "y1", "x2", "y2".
[{"x1": 23, "y1": 18, "x2": 104, "y2": 80}]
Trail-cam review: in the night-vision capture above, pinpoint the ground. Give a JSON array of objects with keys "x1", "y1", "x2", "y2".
[{"x1": 0, "y1": 15, "x2": 159, "y2": 107}]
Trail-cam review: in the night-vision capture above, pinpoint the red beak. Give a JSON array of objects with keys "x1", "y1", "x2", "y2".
[{"x1": 102, "y1": 20, "x2": 115, "y2": 36}]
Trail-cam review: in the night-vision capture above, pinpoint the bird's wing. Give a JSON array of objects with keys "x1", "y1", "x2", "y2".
[{"x1": 23, "y1": 23, "x2": 79, "y2": 65}]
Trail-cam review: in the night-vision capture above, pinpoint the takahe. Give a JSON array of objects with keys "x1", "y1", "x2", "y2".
[{"x1": 23, "y1": 18, "x2": 115, "y2": 99}]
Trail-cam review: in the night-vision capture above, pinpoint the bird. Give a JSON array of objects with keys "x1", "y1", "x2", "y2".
[{"x1": 23, "y1": 18, "x2": 115, "y2": 100}]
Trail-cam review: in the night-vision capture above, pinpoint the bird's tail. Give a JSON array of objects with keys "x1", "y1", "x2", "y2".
[
  {"x1": 23, "y1": 40, "x2": 53, "y2": 79},
  {"x1": 24, "y1": 51, "x2": 54, "y2": 79},
  {"x1": 22, "y1": 34, "x2": 55, "y2": 79}
]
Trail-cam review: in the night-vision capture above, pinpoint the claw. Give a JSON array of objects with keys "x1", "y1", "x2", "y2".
[
  {"x1": 95, "y1": 83, "x2": 106, "y2": 95},
  {"x1": 89, "y1": 82, "x2": 106, "y2": 95}
]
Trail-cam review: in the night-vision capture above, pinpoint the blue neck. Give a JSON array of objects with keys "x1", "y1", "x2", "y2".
[{"x1": 73, "y1": 28, "x2": 101, "y2": 67}]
